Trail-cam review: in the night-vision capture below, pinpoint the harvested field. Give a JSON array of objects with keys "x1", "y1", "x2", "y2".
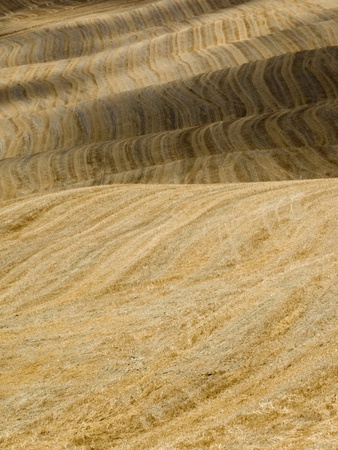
[{"x1": 0, "y1": 1, "x2": 338, "y2": 449}]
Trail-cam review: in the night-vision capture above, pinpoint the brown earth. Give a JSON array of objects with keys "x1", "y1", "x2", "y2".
[{"x1": 0, "y1": 1, "x2": 338, "y2": 449}]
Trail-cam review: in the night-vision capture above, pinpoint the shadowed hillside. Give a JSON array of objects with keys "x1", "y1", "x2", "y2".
[
  {"x1": 1, "y1": 0, "x2": 338, "y2": 197},
  {"x1": 0, "y1": 1, "x2": 338, "y2": 449}
]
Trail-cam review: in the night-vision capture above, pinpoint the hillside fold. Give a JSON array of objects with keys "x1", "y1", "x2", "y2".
[{"x1": 0, "y1": 1, "x2": 338, "y2": 449}]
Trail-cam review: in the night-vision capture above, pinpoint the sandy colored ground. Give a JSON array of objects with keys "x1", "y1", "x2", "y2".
[{"x1": 0, "y1": 0, "x2": 338, "y2": 449}]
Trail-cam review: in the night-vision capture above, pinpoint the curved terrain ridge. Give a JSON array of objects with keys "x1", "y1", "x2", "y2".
[
  {"x1": 1, "y1": 1, "x2": 338, "y2": 449},
  {"x1": 0, "y1": 0, "x2": 338, "y2": 197}
]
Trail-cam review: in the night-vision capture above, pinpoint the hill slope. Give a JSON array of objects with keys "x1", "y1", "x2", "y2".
[
  {"x1": 0, "y1": 1, "x2": 338, "y2": 449},
  {"x1": 0, "y1": 0, "x2": 338, "y2": 197},
  {"x1": 1, "y1": 180, "x2": 338, "y2": 449}
]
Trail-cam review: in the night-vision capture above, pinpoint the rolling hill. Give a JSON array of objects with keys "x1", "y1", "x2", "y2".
[{"x1": 1, "y1": 0, "x2": 338, "y2": 448}]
